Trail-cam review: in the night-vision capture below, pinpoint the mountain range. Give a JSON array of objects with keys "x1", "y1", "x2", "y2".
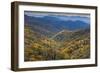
[
  {"x1": 24, "y1": 14, "x2": 90, "y2": 61},
  {"x1": 24, "y1": 15, "x2": 90, "y2": 36}
]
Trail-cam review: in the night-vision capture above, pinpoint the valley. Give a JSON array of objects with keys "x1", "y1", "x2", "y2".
[
  {"x1": 24, "y1": 25, "x2": 90, "y2": 61},
  {"x1": 24, "y1": 13, "x2": 90, "y2": 61}
]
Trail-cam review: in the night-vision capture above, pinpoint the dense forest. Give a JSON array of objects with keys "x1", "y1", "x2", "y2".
[{"x1": 24, "y1": 25, "x2": 90, "y2": 61}]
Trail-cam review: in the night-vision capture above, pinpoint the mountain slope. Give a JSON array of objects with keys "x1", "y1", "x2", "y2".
[
  {"x1": 52, "y1": 28, "x2": 90, "y2": 42},
  {"x1": 24, "y1": 25, "x2": 90, "y2": 61},
  {"x1": 24, "y1": 25, "x2": 60, "y2": 61}
]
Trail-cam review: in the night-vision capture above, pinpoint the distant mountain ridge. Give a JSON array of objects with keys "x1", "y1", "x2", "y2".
[{"x1": 24, "y1": 15, "x2": 90, "y2": 34}]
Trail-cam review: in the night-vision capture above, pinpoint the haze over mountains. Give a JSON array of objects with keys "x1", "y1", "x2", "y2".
[
  {"x1": 25, "y1": 14, "x2": 90, "y2": 33},
  {"x1": 24, "y1": 13, "x2": 90, "y2": 61}
]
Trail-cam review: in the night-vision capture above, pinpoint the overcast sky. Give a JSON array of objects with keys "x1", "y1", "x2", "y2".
[
  {"x1": 24, "y1": 11, "x2": 90, "y2": 24},
  {"x1": 25, "y1": 11, "x2": 90, "y2": 17}
]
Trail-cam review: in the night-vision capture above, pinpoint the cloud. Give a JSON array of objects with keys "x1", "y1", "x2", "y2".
[
  {"x1": 55, "y1": 16, "x2": 90, "y2": 24},
  {"x1": 24, "y1": 11, "x2": 90, "y2": 24},
  {"x1": 24, "y1": 11, "x2": 47, "y2": 18}
]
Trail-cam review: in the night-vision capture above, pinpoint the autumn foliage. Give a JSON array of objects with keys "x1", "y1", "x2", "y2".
[{"x1": 24, "y1": 26, "x2": 90, "y2": 61}]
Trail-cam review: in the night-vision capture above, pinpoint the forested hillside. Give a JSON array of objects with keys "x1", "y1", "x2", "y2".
[{"x1": 24, "y1": 25, "x2": 90, "y2": 61}]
